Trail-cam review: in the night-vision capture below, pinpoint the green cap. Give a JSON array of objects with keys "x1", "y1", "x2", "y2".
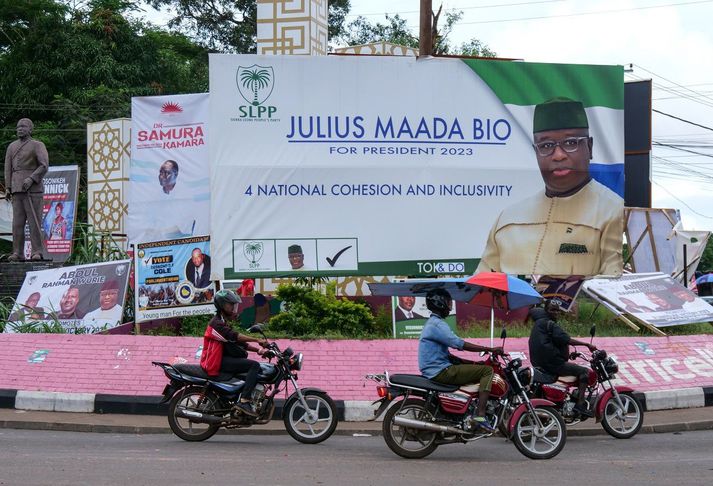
[
  {"x1": 288, "y1": 244, "x2": 303, "y2": 254},
  {"x1": 533, "y1": 97, "x2": 589, "y2": 133}
]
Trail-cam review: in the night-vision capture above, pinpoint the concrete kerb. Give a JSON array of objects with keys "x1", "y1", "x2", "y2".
[{"x1": 1, "y1": 387, "x2": 713, "y2": 436}]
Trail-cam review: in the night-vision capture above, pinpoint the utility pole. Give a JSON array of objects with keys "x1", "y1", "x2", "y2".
[{"x1": 419, "y1": 0, "x2": 433, "y2": 56}]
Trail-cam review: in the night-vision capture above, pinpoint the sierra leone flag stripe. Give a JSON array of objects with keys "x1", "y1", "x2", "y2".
[{"x1": 461, "y1": 59, "x2": 624, "y2": 109}]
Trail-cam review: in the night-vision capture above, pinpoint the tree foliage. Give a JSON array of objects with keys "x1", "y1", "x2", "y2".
[
  {"x1": 147, "y1": 0, "x2": 351, "y2": 53},
  {"x1": 337, "y1": 7, "x2": 496, "y2": 57},
  {"x1": 0, "y1": 0, "x2": 209, "y2": 223}
]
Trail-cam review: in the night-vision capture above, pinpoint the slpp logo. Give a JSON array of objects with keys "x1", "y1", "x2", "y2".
[{"x1": 236, "y1": 65, "x2": 278, "y2": 120}]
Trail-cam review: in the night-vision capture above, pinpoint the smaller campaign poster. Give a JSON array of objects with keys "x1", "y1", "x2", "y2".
[
  {"x1": 534, "y1": 275, "x2": 585, "y2": 312},
  {"x1": 5, "y1": 260, "x2": 131, "y2": 333},
  {"x1": 22, "y1": 165, "x2": 79, "y2": 262},
  {"x1": 135, "y1": 235, "x2": 215, "y2": 322},
  {"x1": 392, "y1": 296, "x2": 455, "y2": 338},
  {"x1": 583, "y1": 272, "x2": 713, "y2": 328}
]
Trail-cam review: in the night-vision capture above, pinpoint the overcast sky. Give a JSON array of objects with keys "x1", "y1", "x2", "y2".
[{"x1": 142, "y1": 0, "x2": 713, "y2": 231}]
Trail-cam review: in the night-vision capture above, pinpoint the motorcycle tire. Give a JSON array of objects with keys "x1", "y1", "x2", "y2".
[
  {"x1": 601, "y1": 392, "x2": 644, "y2": 439},
  {"x1": 167, "y1": 386, "x2": 221, "y2": 442},
  {"x1": 512, "y1": 405, "x2": 566, "y2": 460},
  {"x1": 283, "y1": 390, "x2": 338, "y2": 444},
  {"x1": 382, "y1": 398, "x2": 439, "y2": 459}
]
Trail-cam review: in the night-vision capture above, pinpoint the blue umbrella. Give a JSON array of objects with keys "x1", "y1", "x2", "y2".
[
  {"x1": 368, "y1": 277, "x2": 477, "y2": 302},
  {"x1": 369, "y1": 273, "x2": 542, "y2": 346},
  {"x1": 696, "y1": 273, "x2": 713, "y2": 285}
]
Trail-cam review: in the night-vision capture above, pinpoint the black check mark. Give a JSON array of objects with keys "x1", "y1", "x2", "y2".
[{"x1": 326, "y1": 245, "x2": 352, "y2": 267}]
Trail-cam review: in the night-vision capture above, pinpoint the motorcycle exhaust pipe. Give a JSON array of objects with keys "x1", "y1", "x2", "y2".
[
  {"x1": 176, "y1": 409, "x2": 225, "y2": 424},
  {"x1": 393, "y1": 416, "x2": 463, "y2": 435}
]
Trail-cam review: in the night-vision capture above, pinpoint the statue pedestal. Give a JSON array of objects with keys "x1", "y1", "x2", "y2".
[{"x1": 0, "y1": 261, "x2": 64, "y2": 301}]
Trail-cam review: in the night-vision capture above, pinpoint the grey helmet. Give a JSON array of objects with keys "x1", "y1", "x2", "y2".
[{"x1": 214, "y1": 289, "x2": 241, "y2": 314}]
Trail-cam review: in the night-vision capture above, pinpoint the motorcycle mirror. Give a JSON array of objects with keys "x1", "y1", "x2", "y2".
[
  {"x1": 589, "y1": 324, "x2": 596, "y2": 338},
  {"x1": 500, "y1": 327, "x2": 507, "y2": 340},
  {"x1": 248, "y1": 324, "x2": 265, "y2": 334}
]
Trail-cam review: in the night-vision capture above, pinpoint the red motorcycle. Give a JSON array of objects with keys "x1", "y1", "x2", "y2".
[
  {"x1": 367, "y1": 337, "x2": 566, "y2": 460},
  {"x1": 530, "y1": 343, "x2": 644, "y2": 439}
]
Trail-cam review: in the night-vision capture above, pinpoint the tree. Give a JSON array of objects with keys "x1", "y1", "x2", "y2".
[
  {"x1": 147, "y1": 0, "x2": 351, "y2": 53},
  {"x1": 698, "y1": 239, "x2": 713, "y2": 273},
  {"x1": 337, "y1": 5, "x2": 496, "y2": 57},
  {"x1": 0, "y1": 0, "x2": 209, "y2": 228}
]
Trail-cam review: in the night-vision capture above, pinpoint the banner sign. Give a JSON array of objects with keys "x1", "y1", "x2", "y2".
[
  {"x1": 128, "y1": 93, "x2": 210, "y2": 245},
  {"x1": 583, "y1": 272, "x2": 713, "y2": 327},
  {"x1": 5, "y1": 260, "x2": 131, "y2": 333},
  {"x1": 135, "y1": 235, "x2": 215, "y2": 322},
  {"x1": 21, "y1": 165, "x2": 79, "y2": 262},
  {"x1": 209, "y1": 55, "x2": 624, "y2": 279},
  {"x1": 535, "y1": 276, "x2": 585, "y2": 312},
  {"x1": 392, "y1": 296, "x2": 455, "y2": 338}
]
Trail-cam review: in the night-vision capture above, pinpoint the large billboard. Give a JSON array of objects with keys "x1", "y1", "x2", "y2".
[
  {"x1": 135, "y1": 235, "x2": 215, "y2": 322},
  {"x1": 128, "y1": 93, "x2": 210, "y2": 245},
  {"x1": 209, "y1": 55, "x2": 624, "y2": 279},
  {"x1": 5, "y1": 260, "x2": 131, "y2": 333}
]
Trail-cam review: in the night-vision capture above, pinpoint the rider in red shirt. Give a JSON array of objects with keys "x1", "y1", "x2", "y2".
[{"x1": 200, "y1": 289, "x2": 268, "y2": 416}]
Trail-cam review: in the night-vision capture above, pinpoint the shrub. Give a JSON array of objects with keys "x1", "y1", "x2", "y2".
[{"x1": 269, "y1": 282, "x2": 375, "y2": 337}]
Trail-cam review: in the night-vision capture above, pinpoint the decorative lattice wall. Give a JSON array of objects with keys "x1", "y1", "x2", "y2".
[
  {"x1": 257, "y1": 0, "x2": 328, "y2": 55},
  {"x1": 334, "y1": 42, "x2": 418, "y2": 57},
  {"x1": 86, "y1": 119, "x2": 130, "y2": 251}
]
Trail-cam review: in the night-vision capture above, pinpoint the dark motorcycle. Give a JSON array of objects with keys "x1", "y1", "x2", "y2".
[
  {"x1": 367, "y1": 331, "x2": 566, "y2": 460},
  {"x1": 152, "y1": 324, "x2": 338, "y2": 443},
  {"x1": 530, "y1": 330, "x2": 644, "y2": 439}
]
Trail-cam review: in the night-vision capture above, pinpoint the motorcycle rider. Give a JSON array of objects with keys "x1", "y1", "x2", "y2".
[
  {"x1": 200, "y1": 289, "x2": 268, "y2": 416},
  {"x1": 418, "y1": 288, "x2": 504, "y2": 432},
  {"x1": 528, "y1": 299, "x2": 597, "y2": 417}
]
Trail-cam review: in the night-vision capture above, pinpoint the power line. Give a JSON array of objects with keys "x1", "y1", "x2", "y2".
[
  {"x1": 652, "y1": 180, "x2": 713, "y2": 219},
  {"x1": 452, "y1": 0, "x2": 713, "y2": 25},
  {"x1": 653, "y1": 109, "x2": 713, "y2": 132},
  {"x1": 345, "y1": 0, "x2": 566, "y2": 18},
  {"x1": 634, "y1": 64, "x2": 713, "y2": 105},
  {"x1": 626, "y1": 72, "x2": 713, "y2": 109}
]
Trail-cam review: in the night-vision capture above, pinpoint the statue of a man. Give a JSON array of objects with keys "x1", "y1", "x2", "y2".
[{"x1": 3, "y1": 118, "x2": 49, "y2": 261}]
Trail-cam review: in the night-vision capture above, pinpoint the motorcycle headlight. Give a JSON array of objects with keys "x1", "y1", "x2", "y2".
[
  {"x1": 289, "y1": 352, "x2": 303, "y2": 371},
  {"x1": 603, "y1": 357, "x2": 618, "y2": 375},
  {"x1": 517, "y1": 367, "x2": 534, "y2": 387}
]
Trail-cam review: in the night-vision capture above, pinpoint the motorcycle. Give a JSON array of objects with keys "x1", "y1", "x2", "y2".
[
  {"x1": 529, "y1": 327, "x2": 644, "y2": 439},
  {"x1": 152, "y1": 324, "x2": 338, "y2": 444},
  {"x1": 366, "y1": 331, "x2": 566, "y2": 460}
]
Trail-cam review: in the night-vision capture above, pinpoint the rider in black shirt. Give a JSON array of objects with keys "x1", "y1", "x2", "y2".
[{"x1": 529, "y1": 300, "x2": 597, "y2": 417}]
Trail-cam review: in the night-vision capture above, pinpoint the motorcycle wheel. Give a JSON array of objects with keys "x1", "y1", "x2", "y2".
[
  {"x1": 283, "y1": 391, "x2": 338, "y2": 444},
  {"x1": 601, "y1": 392, "x2": 644, "y2": 439},
  {"x1": 382, "y1": 398, "x2": 438, "y2": 459},
  {"x1": 167, "y1": 386, "x2": 220, "y2": 442},
  {"x1": 512, "y1": 406, "x2": 566, "y2": 460}
]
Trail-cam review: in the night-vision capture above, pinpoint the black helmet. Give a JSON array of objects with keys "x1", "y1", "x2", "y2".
[
  {"x1": 544, "y1": 298, "x2": 563, "y2": 315},
  {"x1": 426, "y1": 288, "x2": 452, "y2": 318},
  {"x1": 214, "y1": 289, "x2": 241, "y2": 314}
]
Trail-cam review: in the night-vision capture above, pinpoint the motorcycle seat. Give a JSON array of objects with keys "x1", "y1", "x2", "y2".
[
  {"x1": 533, "y1": 368, "x2": 558, "y2": 384},
  {"x1": 174, "y1": 364, "x2": 234, "y2": 382},
  {"x1": 390, "y1": 374, "x2": 459, "y2": 392},
  {"x1": 557, "y1": 375, "x2": 578, "y2": 384}
]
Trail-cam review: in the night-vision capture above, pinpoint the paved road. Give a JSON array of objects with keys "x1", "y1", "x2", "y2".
[{"x1": 1, "y1": 428, "x2": 711, "y2": 485}]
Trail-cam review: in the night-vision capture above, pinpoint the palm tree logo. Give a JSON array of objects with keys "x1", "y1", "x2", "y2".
[
  {"x1": 243, "y1": 241, "x2": 264, "y2": 264},
  {"x1": 236, "y1": 65, "x2": 275, "y2": 106}
]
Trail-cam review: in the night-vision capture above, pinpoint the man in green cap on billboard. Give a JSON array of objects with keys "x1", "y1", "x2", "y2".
[
  {"x1": 287, "y1": 244, "x2": 305, "y2": 270},
  {"x1": 476, "y1": 97, "x2": 623, "y2": 276}
]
